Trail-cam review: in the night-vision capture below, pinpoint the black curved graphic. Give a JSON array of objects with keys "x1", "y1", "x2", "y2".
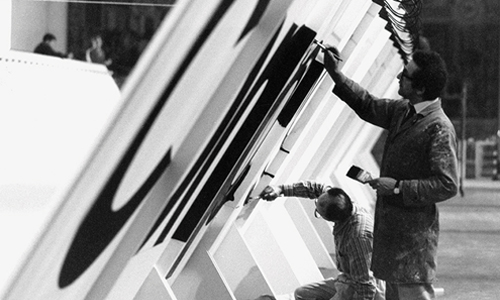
[
  {"x1": 59, "y1": 148, "x2": 171, "y2": 287},
  {"x1": 237, "y1": 0, "x2": 271, "y2": 43},
  {"x1": 58, "y1": 0, "x2": 237, "y2": 288}
]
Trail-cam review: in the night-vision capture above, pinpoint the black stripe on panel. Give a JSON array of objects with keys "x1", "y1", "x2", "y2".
[
  {"x1": 139, "y1": 24, "x2": 288, "y2": 252},
  {"x1": 278, "y1": 59, "x2": 324, "y2": 127},
  {"x1": 162, "y1": 27, "x2": 317, "y2": 279},
  {"x1": 171, "y1": 25, "x2": 316, "y2": 243},
  {"x1": 136, "y1": 20, "x2": 286, "y2": 254},
  {"x1": 237, "y1": 0, "x2": 271, "y2": 43}
]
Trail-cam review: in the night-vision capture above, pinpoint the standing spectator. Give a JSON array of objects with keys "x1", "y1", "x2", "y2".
[
  {"x1": 322, "y1": 45, "x2": 458, "y2": 300},
  {"x1": 259, "y1": 181, "x2": 385, "y2": 300},
  {"x1": 86, "y1": 34, "x2": 112, "y2": 67},
  {"x1": 34, "y1": 33, "x2": 72, "y2": 58}
]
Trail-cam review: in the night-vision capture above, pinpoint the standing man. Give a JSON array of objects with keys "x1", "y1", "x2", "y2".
[
  {"x1": 322, "y1": 46, "x2": 458, "y2": 299},
  {"x1": 259, "y1": 181, "x2": 384, "y2": 300}
]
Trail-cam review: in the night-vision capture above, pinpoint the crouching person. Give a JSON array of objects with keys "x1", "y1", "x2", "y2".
[{"x1": 259, "y1": 181, "x2": 385, "y2": 300}]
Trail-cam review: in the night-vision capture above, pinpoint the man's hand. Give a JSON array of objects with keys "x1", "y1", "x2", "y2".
[
  {"x1": 259, "y1": 185, "x2": 282, "y2": 201},
  {"x1": 322, "y1": 44, "x2": 342, "y2": 81},
  {"x1": 368, "y1": 177, "x2": 398, "y2": 196}
]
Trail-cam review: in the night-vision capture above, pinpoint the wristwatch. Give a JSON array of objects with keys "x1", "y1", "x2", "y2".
[{"x1": 393, "y1": 180, "x2": 401, "y2": 195}]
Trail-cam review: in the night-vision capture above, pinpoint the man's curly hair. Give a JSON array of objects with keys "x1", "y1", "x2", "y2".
[{"x1": 411, "y1": 50, "x2": 448, "y2": 100}]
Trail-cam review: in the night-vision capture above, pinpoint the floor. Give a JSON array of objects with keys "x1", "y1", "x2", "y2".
[{"x1": 434, "y1": 179, "x2": 500, "y2": 300}]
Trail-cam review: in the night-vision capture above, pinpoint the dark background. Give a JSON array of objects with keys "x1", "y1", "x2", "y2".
[{"x1": 421, "y1": 0, "x2": 500, "y2": 139}]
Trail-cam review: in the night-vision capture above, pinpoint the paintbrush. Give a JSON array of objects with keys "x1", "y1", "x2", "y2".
[
  {"x1": 346, "y1": 165, "x2": 372, "y2": 184},
  {"x1": 314, "y1": 40, "x2": 343, "y2": 62}
]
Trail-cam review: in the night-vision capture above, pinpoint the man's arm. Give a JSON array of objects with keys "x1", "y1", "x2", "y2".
[
  {"x1": 259, "y1": 181, "x2": 329, "y2": 201},
  {"x1": 322, "y1": 45, "x2": 344, "y2": 83},
  {"x1": 323, "y1": 45, "x2": 398, "y2": 130}
]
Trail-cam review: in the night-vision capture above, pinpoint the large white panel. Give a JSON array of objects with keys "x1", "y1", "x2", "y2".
[
  {"x1": 274, "y1": 96, "x2": 337, "y2": 182},
  {"x1": 213, "y1": 225, "x2": 273, "y2": 299},
  {"x1": 334, "y1": 0, "x2": 373, "y2": 50},
  {"x1": 284, "y1": 198, "x2": 336, "y2": 271},
  {"x1": 107, "y1": 247, "x2": 166, "y2": 300},
  {"x1": 0, "y1": 51, "x2": 119, "y2": 297},
  {"x1": 133, "y1": 267, "x2": 177, "y2": 300},
  {"x1": 243, "y1": 210, "x2": 300, "y2": 295},
  {"x1": 264, "y1": 203, "x2": 324, "y2": 285},
  {"x1": 171, "y1": 250, "x2": 235, "y2": 300}
]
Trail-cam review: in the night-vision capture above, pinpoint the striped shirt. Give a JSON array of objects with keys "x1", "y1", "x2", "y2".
[{"x1": 280, "y1": 181, "x2": 378, "y2": 300}]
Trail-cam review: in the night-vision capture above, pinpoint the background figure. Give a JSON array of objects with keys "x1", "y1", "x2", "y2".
[
  {"x1": 258, "y1": 181, "x2": 384, "y2": 300},
  {"x1": 323, "y1": 46, "x2": 458, "y2": 300},
  {"x1": 34, "y1": 33, "x2": 72, "y2": 58},
  {"x1": 86, "y1": 34, "x2": 112, "y2": 67}
]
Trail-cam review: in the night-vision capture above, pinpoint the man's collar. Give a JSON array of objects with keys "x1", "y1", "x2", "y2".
[{"x1": 413, "y1": 98, "x2": 440, "y2": 114}]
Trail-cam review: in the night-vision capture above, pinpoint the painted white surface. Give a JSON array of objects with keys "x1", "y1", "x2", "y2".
[{"x1": 0, "y1": 50, "x2": 120, "y2": 297}]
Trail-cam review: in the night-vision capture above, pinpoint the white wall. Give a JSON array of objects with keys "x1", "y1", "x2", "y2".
[
  {"x1": 11, "y1": 0, "x2": 68, "y2": 53},
  {"x1": 0, "y1": 0, "x2": 11, "y2": 51}
]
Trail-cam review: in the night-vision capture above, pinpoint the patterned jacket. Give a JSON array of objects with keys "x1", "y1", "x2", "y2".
[
  {"x1": 333, "y1": 76, "x2": 458, "y2": 283},
  {"x1": 280, "y1": 181, "x2": 380, "y2": 299}
]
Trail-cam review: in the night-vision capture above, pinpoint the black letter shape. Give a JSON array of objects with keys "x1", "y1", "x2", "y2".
[
  {"x1": 237, "y1": 0, "x2": 271, "y2": 43},
  {"x1": 137, "y1": 1, "x2": 279, "y2": 252},
  {"x1": 58, "y1": 0, "x2": 237, "y2": 288},
  {"x1": 58, "y1": 142, "x2": 172, "y2": 288}
]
